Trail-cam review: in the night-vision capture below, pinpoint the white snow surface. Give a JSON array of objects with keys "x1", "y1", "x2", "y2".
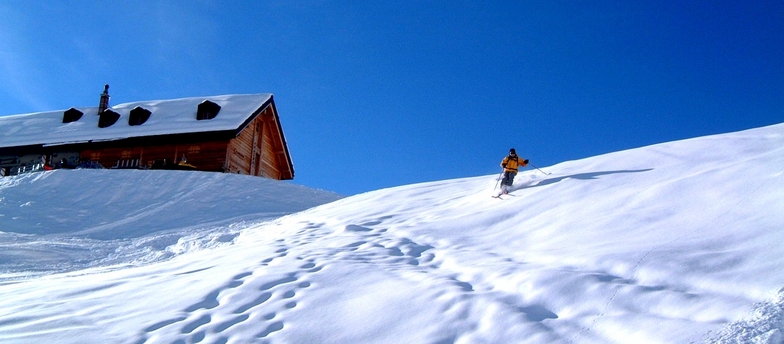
[{"x1": 1, "y1": 123, "x2": 783, "y2": 344}]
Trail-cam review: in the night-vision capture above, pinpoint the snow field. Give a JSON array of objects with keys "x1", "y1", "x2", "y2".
[{"x1": 0, "y1": 123, "x2": 783, "y2": 343}]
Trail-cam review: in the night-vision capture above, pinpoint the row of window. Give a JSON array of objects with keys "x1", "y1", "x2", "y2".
[{"x1": 61, "y1": 100, "x2": 222, "y2": 128}]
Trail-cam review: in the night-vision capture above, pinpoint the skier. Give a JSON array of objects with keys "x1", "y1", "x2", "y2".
[{"x1": 498, "y1": 148, "x2": 528, "y2": 195}]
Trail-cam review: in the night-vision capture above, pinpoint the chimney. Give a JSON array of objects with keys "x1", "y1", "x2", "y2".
[{"x1": 98, "y1": 84, "x2": 110, "y2": 114}]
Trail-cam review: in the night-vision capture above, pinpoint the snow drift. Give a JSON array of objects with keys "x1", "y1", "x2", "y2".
[{"x1": 0, "y1": 123, "x2": 783, "y2": 343}]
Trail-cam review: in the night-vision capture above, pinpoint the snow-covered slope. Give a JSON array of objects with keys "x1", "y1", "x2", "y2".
[
  {"x1": 0, "y1": 171, "x2": 342, "y2": 278},
  {"x1": 0, "y1": 123, "x2": 783, "y2": 343}
]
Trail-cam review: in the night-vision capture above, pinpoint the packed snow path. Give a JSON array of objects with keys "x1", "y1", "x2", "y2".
[{"x1": 1, "y1": 123, "x2": 783, "y2": 343}]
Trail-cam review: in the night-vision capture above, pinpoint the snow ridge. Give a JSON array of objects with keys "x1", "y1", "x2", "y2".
[{"x1": 709, "y1": 288, "x2": 784, "y2": 343}]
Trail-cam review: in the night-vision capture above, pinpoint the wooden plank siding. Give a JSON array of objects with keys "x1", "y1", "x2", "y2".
[
  {"x1": 80, "y1": 140, "x2": 230, "y2": 171},
  {"x1": 224, "y1": 104, "x2": 293, "y2": 179},
  {"x1": 260, "y1": 117, "x2": 282, "y2": 178},
  {"x1": 225, "y1": 116, "x2": 258, "y2": 175},
  {"x1": 260, "y1": 102, "x2": 294, "y2": 180}
]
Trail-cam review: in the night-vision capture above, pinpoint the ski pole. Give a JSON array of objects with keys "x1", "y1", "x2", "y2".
[
  {"x1": 494, "y1": 169, "x2": 504, "y2": 190},
  {"x1": 529, "y1": 162, "x2": 551, "y2": 175}
]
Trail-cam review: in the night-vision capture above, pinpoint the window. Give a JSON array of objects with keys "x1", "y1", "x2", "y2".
[
  {"x1": 196, "y1": 100, "x2": 221, "y2": 120},
  {"x1": 129, "y1": 106, "x2": 152, "y2": 126},
  {"x1": 98, "y1": 109, "x2": 121, "y2": 128},
  {"x1": 62, "y1": 108, "x2": 83, "y2": 123}
]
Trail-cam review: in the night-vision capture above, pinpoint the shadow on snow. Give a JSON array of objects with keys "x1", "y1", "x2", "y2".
[{"x1": 522, "y1": 169, "x2": 653, "y2": 189}]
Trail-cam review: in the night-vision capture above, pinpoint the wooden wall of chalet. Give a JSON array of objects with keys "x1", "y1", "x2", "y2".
[
  {"x1": 225, "y1": 105, "x2": 292, "y2": 179},
  {"x1": 79, "y1": 139, "x2": 230, "y2": 172}
]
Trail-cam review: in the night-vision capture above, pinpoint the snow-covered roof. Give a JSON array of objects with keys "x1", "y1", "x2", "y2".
[{"x1": 0, "y1": 93, "x2": 273, "y2": 149}]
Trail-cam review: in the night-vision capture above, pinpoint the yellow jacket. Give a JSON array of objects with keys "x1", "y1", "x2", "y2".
[{"x1": 501, "y1": 155, "x2": 528, "y2": 172}]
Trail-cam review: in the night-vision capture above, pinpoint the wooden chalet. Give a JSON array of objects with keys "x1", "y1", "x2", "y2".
[{"x1": 0, "y1": 86, "x2": 294, "y2": 179}]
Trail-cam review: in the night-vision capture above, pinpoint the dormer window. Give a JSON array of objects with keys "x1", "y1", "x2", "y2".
[
  {"x1": 196, "y1": 100, "x2": 221, "y2": 120},
  {"x1": 63, "y1": 108, "x2": 83, "y2": 123},
  {"x1": 129, "y1": 106, "x2": 152, "y2": 126},
  {"x1": 98, "y1": 109, "x2": 121, "y2": 128}
]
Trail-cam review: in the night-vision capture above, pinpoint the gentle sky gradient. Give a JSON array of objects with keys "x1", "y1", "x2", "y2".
[{"x1": 1, "y1": 1, "x2": 782, "y2": 195}]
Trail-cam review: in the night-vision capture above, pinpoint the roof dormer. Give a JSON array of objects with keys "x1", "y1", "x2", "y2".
[
  {"x1": 63, "y1": 108, "x2": 83, "y2": 123},
  {"x1": 129, "y1": 106, "x2": 152, "y2": 126},
  {"x1": 98, "y1": 109, "x2": 121, "y2": 128},
  {"x1": 196, "y1": 100, "x2": 221, "y2": 120}
]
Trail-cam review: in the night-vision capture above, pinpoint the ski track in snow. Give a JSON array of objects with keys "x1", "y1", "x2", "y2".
[
  {"x1": 133, "y1": 217, "x2": 444, "y2": 343},
  {"x1": 139, "y1": 208, "x2": 702, "y2": 343},
  {"x1": 133, "y1": 215, "x2": 563, "y2": 344}
]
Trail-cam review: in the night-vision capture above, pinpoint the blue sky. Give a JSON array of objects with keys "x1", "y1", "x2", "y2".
[{"x1": 1, "y1": 1, "x2": 782, "y2": 195}]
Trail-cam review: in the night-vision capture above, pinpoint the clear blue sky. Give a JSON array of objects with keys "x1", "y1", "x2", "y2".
[{"x1": 1, "y1": 1, "x2": 782, "y2": 195}]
